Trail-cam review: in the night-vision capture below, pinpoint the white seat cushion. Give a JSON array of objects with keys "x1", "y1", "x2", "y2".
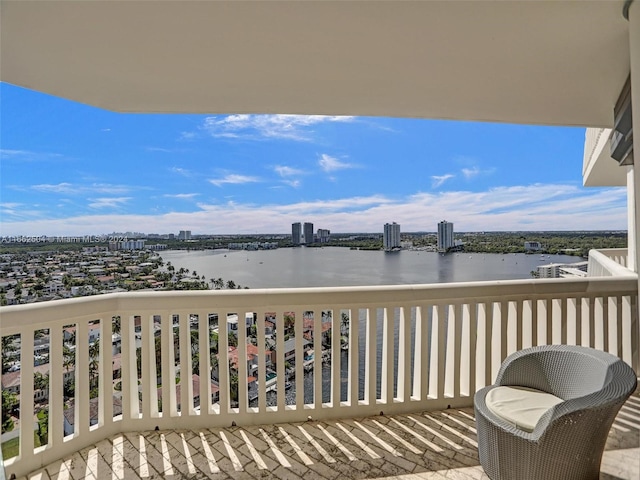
[{"x1": 485, "y1": 386, "x2": 563, "y2": 432}]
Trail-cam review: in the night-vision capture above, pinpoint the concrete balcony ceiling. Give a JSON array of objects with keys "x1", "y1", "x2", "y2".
[{"x1": 0, "y1": 0, "x2": 631, "y2": 127}]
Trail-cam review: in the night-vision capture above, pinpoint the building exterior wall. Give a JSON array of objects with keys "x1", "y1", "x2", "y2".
[
  {"x1": 303, "y1": 222, "x2": 314, "y2": 244},
  {"x1": 317, "y1": 229, "x2": 331, "y2": 243},
  {"x1": 291, "y1": 223, "x2": 302, "y2": 245},
  {"x1": 383, "y1": 222, "x2": 401, "y2": 251},
  {"x1": 437, "y1": 221, "x2": 454, "y2": 253}
]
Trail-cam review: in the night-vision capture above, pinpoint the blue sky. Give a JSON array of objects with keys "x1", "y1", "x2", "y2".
[{"x1": 0, "y1": 83, "x2": 627, "y2": 236}]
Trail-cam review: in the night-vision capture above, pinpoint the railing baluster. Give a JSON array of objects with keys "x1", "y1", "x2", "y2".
[
  {"x1": 237, "y1": 312, "x2": 248, "y2": 414},
  {"x1": 256, "y1": 309, "x2": 266, "y2": 413},
  {"x1": 381, "y1": 307, "x2": 394, "y2": 404},
  {"x1": 412, "y1": 304, "x2": 428, "y2": 400},
  {"x1": 515, "y1": 299, "x2": 523, "y2": 352},
  {"x1": 121, "y1": 313, "x2": 137, "y2": 420},
  {"x1": 101, "y1": 317, "x2": 113, "y2": 427},
  {"x1": 294, "y1": 308, "x2": 304, "y2": 409},
  {"x1": 575, "y1": 297, "x2": 582, "y2": 347},
  {"x1": 435, "y1": 304, "x2": 446, "y2": 400},
  {"x1": 141, "y1": 314, "x2": 155, "y2": 418},
  {"x1": 468, "y1": 302, "x2": 477, "y2": 397},
  {"x1": 484, "y1": 302, "x2": 494, "y2": 385},
  {"x1": 76, "y1": 319, "x2": 89, "y2": 435},
  {"x1": 560, "y1": 297, "x2": 568, "y2": 345},
  {"x1": 453, "y1": 303, "x2": 462, "y2": 400},
  {"x1": 365, "y1": 307, "x2": 376, "y2": 405},
  {"x1": 499, "y1": 300, "x2": 508, "y2": 362},
  {"x1": 595, "y1": 297, "x2": 605, "y2": 350},
  {"x1": 628, "y1": 296, "x2": 638, "y2": 371},
  {"x1": 182, "y1": 312, "x2": 195, "y2": 415},
  {"x1": 588, "y1": 296, "x2": 596, "y2": 348},
  {"x1": 312, "y1": 309, "x2": 322, "y2": 408},
  {"x1": 331, "y1": 307, "x2": 341, "y2": 407},
  {"x1": 199, "y1": 311, "x2": 211, "y2": 415},
  {"x1": 459, "y1": 303, "x2": 470, "y2": 397},
  {"x1": 20, "y1": 330, "x2": 35, "y2": 456},
  {"x1": 161, "y1": 312, "x2": 177, "y2": 417},
  {"x1": 531, "y1": 298, "x2": 539, "y2": 347},
  {"x1": 276, "y1": 310, "x2": 286, "y2": 410},
  {"x1": 615, "y1": 297, "x2": 623, "y2": 358},
  {"x1": 398, "y1": 305, "x2": 412, "y2": 402},
  {"x1": 218, "y1": 309, "x2": 229, "y2": 414},
  {"x1": 348, "y1": 308, "x2": 359, "y2": 406},
  {"x1": 600, "y1": 296, "x2": 608, "y2": 352},
  {"x1": 49, "y1": 324, "x2": 64, "y2": 444}
]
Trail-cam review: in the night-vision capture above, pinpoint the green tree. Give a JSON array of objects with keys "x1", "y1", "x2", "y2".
[
  {"x1": 2, "y1": 389, "x2": 18, "y2": 433},
  {"x1": 36, "y1": 409, "x2": 49, "y2": 445},
  {"x1": 1, "y1": 336, "x2": 17, "y2": 374}
]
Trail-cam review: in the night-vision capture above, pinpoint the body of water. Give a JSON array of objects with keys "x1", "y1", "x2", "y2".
[
  {"x1": 161, "y1": 247, "x2": 584, "y2": 404},
  {"x1": 160, "y1": 247, "x2": 582, "y2": 289}
]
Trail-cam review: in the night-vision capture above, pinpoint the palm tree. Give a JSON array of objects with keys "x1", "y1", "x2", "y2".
[
  {"x1": 112, "y1": 316, "x2": 121, "y2": 336},
  {"x1": 88, "y1": 338, "x2": 100, "y2": 394},
  {"x1": 1, "y1": 336, "x2": 17, "y2": 374}
]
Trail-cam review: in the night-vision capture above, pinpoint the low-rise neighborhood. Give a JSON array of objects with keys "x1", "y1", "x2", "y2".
[{"x1": 0, "y1": 245, "x2": 217, "y2": 306}]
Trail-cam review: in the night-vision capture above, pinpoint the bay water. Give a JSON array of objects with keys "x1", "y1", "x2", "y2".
[{"x1": 160, "y1": 247, "x2": 583, "y2": 403}]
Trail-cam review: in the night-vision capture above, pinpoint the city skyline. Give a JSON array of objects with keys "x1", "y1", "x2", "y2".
[{"x1": 1, "y1": 83, "x2": 628, "y2": 237}]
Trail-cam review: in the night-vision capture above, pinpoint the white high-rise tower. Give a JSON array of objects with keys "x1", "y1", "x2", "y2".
[
  {"x1": 437, "y1": 220, "x2": 454, "y2": 253},
  {"x1": 383, "y1": 222, "x2": 401, "y2": 251}
]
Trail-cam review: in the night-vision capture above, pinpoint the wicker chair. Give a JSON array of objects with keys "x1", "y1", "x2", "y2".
[{"x1": 474, "y1": 345, "x2": 637, "y2": 480}]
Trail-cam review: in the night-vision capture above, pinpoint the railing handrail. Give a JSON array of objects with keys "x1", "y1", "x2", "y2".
[
  {"x1": 588, "y1": 248, "x2": 635, "y2": 277},
  {"x1": 1, "y1": 276, "x2": 637, "y2": 333}
]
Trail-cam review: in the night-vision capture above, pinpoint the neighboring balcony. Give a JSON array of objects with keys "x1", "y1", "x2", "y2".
[
  {"x1": 588, "y1": 248, "x2": 635, "y2": 277},
  {"x1": 1, "y1": 273, "x2": 639, "y2": 479}
]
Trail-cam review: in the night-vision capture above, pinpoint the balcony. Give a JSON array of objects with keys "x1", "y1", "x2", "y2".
[
  {"x1": 588, "y1": 248, "x2": 636, "y2": 277},
  {"x1": 1, "y1": 274, "x2": 639, "y2": 479}
]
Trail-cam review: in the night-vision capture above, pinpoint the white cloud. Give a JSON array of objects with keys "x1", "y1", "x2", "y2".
[
  {"x1": 88, "y1": 197, "x2": 132, "y2": 209},
  {"x1": 318, "y1": 154, "x2": 354, "y2": 173},
  {"x1": 163, "y1": 193, "x2": 199, "y2": 199},
  {"x1": 170, "y1": 167, "x2": 192, "y2": 177},
  {"x1": 274, "y1": 165, "x2": 305, "y2": 177},
  {"x1": 0, "y1": 183, "x2": 627, "y2": 236},
  {"x1": 31, "y1": 183, "x2": 133, "y2": 195},
  {"x1": 209, "y1": 174, "x2": 260, "y2": 187},
  {"x1": 463, "y1": 166, "x2": 495, "y2": 178},
  {"x1": 31, "y1": 183, "x2": 75, "y2": 194},
  {"x1": 462, "y1": 167, "x2": 481, "y2": 179},
  {"x1": 431, "y1": 174, "x2": 455, "y2": 188},
  {"x1": 1, "y1": 149, "x2": 64, "y2": 161},
  {"x1": 201, "y1": 114, "x2": 355, "y2": 141}
]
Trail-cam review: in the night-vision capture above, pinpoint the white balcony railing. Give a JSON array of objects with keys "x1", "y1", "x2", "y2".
[
  {"x1": 1, "y1": 277, "x2": 639, "y2": 478},
  {"x1": 588, "y1": 248, "x2": 635, "y2": 276}
]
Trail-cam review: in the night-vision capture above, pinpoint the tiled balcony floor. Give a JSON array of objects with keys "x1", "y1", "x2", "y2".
[{"x1": 17, "y1": 386, "x2": 640, "y2": 480}]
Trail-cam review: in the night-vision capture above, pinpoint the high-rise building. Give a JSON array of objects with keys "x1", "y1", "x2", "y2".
[
  {"x1": 178, "y1": 230, "x2": 192, "y2": 241},
  {"x1": 437, "y1": 220, "x2": 454, "y2": 252},
  {"x1": 317, "y1": 229, "x2": 331, "y2": 243},
  {"x1": 383, "y1": 222, "x2": 401, "y2": 251},
  {"x1": 291, "y1": 223, "x2": 302, "y2": 245},
  {"x1": 303, "y1": 222, "x2": 314, "y2": 244}
]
